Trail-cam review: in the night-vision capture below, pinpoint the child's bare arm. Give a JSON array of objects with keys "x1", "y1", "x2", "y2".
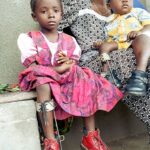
[
  {"x1": 29, "y1": 59, "x2": 73, "y2": 74},
  {"x1": 139, "y1": 24, "x2": 150, "y2": 36},
  {"x1": 54, "y1": 60, "x2": 75, "y2": 74},
  {"x1": 128, "y1": 25, "x2": 150, "y2": 40},
  {"x1": 54, "y1": 51, "x2": 75, "y2": 74}
]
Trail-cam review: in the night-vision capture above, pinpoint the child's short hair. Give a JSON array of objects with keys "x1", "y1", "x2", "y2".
[
  {"x1": 106, "y1": 0, "x2": 110, "y2": 3},
  {"x1": 30, "y1": 0, "x2": 63, "y2": 12},
  {"x1": 30, "y1": 0, "x2": 36, "y2": 12}
]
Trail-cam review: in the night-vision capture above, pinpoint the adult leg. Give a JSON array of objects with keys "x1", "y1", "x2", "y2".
[
  {"x1": 81, "y1": 115, "x2": 109, "y2": 150},
  {"x1": 36, "y1": 84, "x2": 59, "y2": 150},
  {"x1": 126, "y1": 35, "x2": 150, "y2": 96}
]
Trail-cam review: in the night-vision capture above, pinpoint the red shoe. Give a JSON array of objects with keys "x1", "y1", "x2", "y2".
[
  {"x1": 44, "y1": 138, "x2": 60, "y2": 150},
  {"x1": 81, "y1": 129, "x2": 109, "y2": 150}
]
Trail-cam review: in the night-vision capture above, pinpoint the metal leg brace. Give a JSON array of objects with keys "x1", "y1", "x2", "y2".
[
  {"x1": 36, "y1": 100, "x2": 56, "y2": 125},
  {"x1": 36, "y1": 99, "x2": 64, "y2": 150},
  {"x1": 99, "y1": 53, "x2": 118, "y2": 86}
]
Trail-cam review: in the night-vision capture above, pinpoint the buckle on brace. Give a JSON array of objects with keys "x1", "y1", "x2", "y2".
[{"x1": 36, "y1": 100, "x2": 56, "y2": 112}]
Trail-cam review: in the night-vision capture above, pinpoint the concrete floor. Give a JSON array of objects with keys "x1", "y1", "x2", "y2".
[
  {"x1": 109, "y1": 133, "x2": 150, "y2": 150},
  {"x1": 42, "y1": 133, "x2": 150, "y2": 150}
]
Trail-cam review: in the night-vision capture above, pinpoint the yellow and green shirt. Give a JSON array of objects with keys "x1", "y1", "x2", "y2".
[{"x1": 106, "y1": 8, "x2": 150, "y2": 49}]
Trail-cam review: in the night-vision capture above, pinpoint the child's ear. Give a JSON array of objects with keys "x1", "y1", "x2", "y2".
[
  {"x1": 106, "y1": 3, "x2": 112, "y2": 14},
  {"x1": 107, "y1": 3, "x2": 111, "y2": 10},
  {"x1": 31, "y1": 12, "x2": 37, "y2": 22}
]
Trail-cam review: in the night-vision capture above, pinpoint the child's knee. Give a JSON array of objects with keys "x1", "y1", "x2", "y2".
[
  {"x1": 36, "y1": 84, "x2": 50, "y2": 93},
  {"x1": 36, "y1": 84, "x2": 51, "y2": 101}
]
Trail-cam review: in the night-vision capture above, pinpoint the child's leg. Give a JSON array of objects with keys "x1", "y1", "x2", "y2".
[
  {"x1": 126, "y1": 35, "x2": 150, "y2": 96},
  {"x1": 132, "y1": 35, "x2": 150, "y2": 71},
  {"x1": 36, "y1": 84, "x2": 59, "y2": 150},
  {"x1": 36, "y1": 84, "x2": 54, "y2": 139},
  {"x1": 83, "y1": 115, "x2": 95, "y2": 132},
  {"x1": 101, "y1": 62, "x2": 109, "y2": 76},
  {"x1": 100, "y1": 53, "x2": 122, "y2": 88},
  {"x1": 81, "y1": 115, "x2": 109, "y2": 150},
  {"x1": 99, "y1": 52, "x2": 111, "y2": 78}
]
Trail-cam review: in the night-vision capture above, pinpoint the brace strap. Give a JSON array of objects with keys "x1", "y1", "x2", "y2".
[
  {"x1": 99, "y1": 53, "x2": 111, "y2": 62},
  {"x1": 36, "y1": 100, "x2": 56, "y2": 125},
  {"x1": 36, "y1": 100, "x2": 56, "y2": 112}
]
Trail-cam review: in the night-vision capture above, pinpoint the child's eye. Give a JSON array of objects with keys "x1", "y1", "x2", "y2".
[
  {"x1": 54, "y1": 9, "x2": 59, "y2": 13},
  {"x1": 41, "y1": 10, "x2": 46, "y2": 13}
]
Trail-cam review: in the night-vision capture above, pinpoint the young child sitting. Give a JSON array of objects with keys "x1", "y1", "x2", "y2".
[
  {"x1": 94, "y1": 0, "x2": 150, "y2": 96},
  {"x1": 17, "y1": 0, "x2": 123, "y2": 149}
]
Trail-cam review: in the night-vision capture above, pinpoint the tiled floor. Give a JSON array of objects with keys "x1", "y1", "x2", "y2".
[{"x1": 109, "y1": 133, "x2": 150, "y2": 150}]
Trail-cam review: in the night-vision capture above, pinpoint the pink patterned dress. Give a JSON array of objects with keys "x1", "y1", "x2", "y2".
[{"x1": 18, "y1": 31, "x2": 123, "y2": 120}]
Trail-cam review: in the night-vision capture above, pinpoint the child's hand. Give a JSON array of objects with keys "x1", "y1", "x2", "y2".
[
  {"x1": 127, "y1": 31, "x2": 139, "y2": 41},
  {"x1": 54, "y1": 59, "x2": 75, "y2": 74},
  {"x1": 57, "y1": 51, "x2": 70, "y2": 64}
]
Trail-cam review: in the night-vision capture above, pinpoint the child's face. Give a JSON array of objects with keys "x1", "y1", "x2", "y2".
[
  {"x1": 109, "y1": 0, "x2": 133, "y2": 15},
  {"x1": 32, "y1": 0, "x2": 62, "y2": 31}
]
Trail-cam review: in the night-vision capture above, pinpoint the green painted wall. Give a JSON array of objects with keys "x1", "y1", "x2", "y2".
[
  {"x1": 0, "y1": 0, "x2": 149, "y2": 83},
  {"x1": 0, "y1": 0, "x2": 149, "y2": 147},
  {"x1": 0, "y1": 0, "x2": 38, "y2": 83}
]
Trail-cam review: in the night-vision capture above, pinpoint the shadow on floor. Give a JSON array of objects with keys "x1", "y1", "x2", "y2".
[{"x1": 109, "y1": 133, "x2": 150, "y2": 150}]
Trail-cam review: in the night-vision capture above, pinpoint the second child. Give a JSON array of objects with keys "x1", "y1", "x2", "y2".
[{"x1": 94, "y1": 0, "x2": 150, "y2": 96}]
